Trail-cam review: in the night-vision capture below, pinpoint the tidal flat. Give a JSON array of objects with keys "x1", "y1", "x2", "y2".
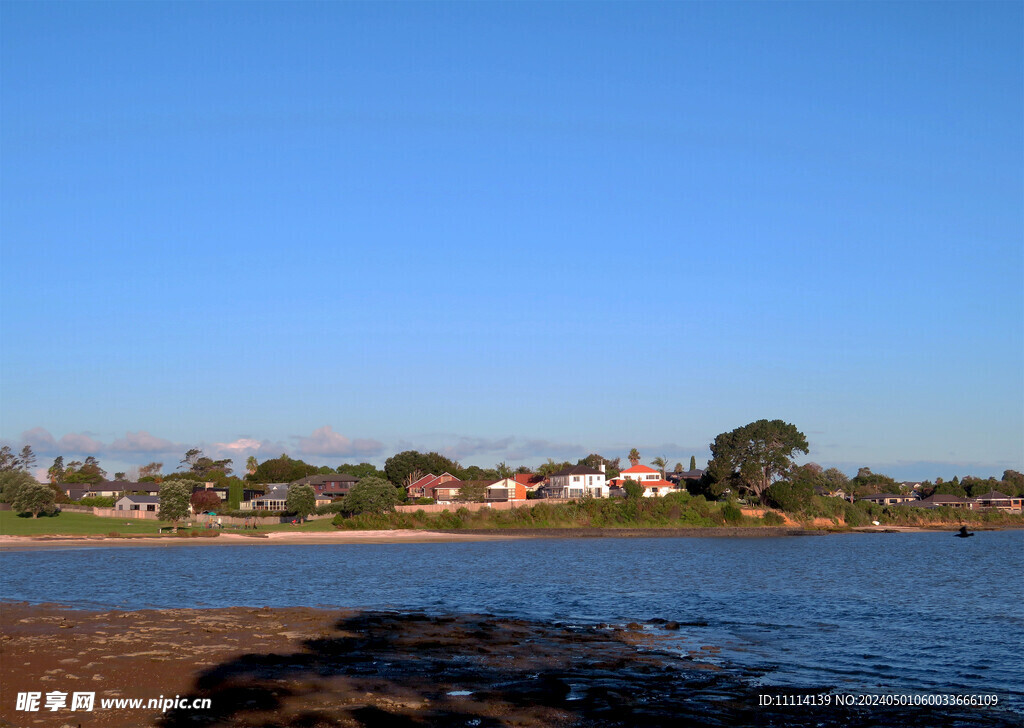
[{"x1": 1, "y1": 603, "x2": 1020, "y2": 728}]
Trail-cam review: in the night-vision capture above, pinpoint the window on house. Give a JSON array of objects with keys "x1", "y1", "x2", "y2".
[{"x1": 130, "y1": 504, "x2": 139, "y2": 511}]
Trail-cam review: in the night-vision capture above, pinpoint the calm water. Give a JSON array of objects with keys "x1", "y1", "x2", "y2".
[{"x1": 3, "y1": 531, "x2": 1022, "y2": 713}]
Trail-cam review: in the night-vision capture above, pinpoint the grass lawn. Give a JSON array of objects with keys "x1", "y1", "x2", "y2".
[
  {"x1": 0, "y1": 510, "x2": 170, "y2": 536},
  {"x1": 0, "y1": 509, "x2": 339, "y2": 536}
]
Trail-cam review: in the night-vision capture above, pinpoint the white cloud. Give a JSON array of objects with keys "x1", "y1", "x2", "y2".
[{"x1": 293, "y1": 426, "x2": 383, "y2": 458}]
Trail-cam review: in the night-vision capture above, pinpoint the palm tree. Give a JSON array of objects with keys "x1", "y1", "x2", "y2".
[
  {"x1": 246, "y1": 456, "x2": 258, "y2": 476},
  {"x1": 628, "y1": 449, "x2": 640, "y2": 467},
  {"x1": 651, "y1": 456, "x2": 667, "y2": 479}
]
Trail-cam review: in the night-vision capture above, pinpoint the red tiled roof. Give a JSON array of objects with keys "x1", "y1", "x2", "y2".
[{"x1": 620, "y1": 465, "x2": 658, "y2": 474}]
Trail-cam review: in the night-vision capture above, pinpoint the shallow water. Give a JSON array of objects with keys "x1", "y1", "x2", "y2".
[{"x1": 2, "y1": 531, "x2": 1021, "y2": 713}]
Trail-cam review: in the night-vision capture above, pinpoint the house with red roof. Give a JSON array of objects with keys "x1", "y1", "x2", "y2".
[
  {"x1": 405, "y1": 473, "x2": 461, "y2": 502},
  {"x1": 609, "y1": 464, "x2": 678, "y2": 497}
]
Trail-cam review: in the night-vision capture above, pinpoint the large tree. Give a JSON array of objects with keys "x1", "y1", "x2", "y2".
[
  {"x1": 138, "y1": 462, "x2": 164, "y2": 481},
  {"x1": 286, "y1": 484, "x2": 317, "y2": 522},
  {"x1": 627, "y1": 449, "x2": 641, "y2": 467},
  {"x1": 248, "y1": 453, "x2": 319, "y2": 484},
  {"x1": 384, "y1": 451, "x2": 460, "y2": 488},
  {"x1": 0, "y1": 445, "x2": 17, "y2": 472},
  {"x1": 0, "y1": 470, "x2": 38, "y2": 504},
  {"x1": 180, "y1": 448, "x2": 233, "y2": 478},
  {"x1": 336, "y1": 462, "x2": 386, "y2": 480},
  {"x1": 47, "y1": 456, "x2": 66, "y2": 484},
  {"x1": 64, "y1": 456, "x2": 106, "y2": 484},
  {"x1": 12, "y1": 481, "x2": 56, "y2": 518},
  {"x1": 577, "y1": 454, "x2": 620, "y2": 480},
  {"x1": 159, "y1": 480, "x2": 197, "y2": 526},
  {"x1": 18, "y1": 445, "x2": 36, "y2": 473},
  {"x1": 707, "y1": 419, "x2": 809, "y2": 501},
  {"x1": 190, "y1": 489, "x2": 222, "y2": 513},
  {"x1": 341, "y1": 477, "x2": 404, "y2": 515}
]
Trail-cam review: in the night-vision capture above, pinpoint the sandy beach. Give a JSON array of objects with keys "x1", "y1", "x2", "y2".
[{"x1": 0, "y1": 524, "x2": 999, "y2": 551}]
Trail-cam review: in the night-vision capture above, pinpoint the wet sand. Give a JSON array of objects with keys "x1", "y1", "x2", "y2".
[{"x1": 1, "y1": 603, "x2": 1018, "y2": 728}]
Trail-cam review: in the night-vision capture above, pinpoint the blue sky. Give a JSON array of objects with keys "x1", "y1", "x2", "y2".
[{"x1": 2, "y1": 2, "x2": 1021, "y2": 481}]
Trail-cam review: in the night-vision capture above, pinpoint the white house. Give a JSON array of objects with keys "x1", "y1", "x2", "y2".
[
  {"x1": 114, "y1": 494, "x2": 160, "y2": 512},
  {"x1": 609, "y1": 465, "x2": 677, "y2": 497},
  {"x1": 547, "y1": 464, "x2": 608, "y2": 499}
]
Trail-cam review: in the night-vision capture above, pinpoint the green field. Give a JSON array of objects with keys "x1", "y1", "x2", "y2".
[
  {"x1": 0, "y1": 509, "x2": 338, "y2": 536},
  {"x1": 0, "y1": 510, "x2": 170, "y2": 536}
]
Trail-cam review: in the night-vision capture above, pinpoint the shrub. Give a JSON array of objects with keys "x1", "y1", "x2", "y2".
[
  {"x1": 762, "y1": 511, "x2": 785, "y2": 526},
  {"x1": 721, "y1": 503, "x2": 744, "y2": 524}
]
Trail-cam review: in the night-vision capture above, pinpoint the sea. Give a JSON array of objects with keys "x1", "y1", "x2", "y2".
[{"x1": 2, "y1": 530, "x2": 1022, "y2": 715}]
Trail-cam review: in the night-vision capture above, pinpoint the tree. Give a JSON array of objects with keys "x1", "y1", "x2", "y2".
[
  {"x1": 246, "y1": 456, "x2": 259, "y2": 476},
  {"x1": 537, "y1": 458, "x2": 572, "y2": 478},
  {"x1": 18, "y1": 445, "x2": 36, "y2": 472},
  {"x1": 1002, "y1": 470, "x2": 1024, "y2": 496},
  {"x1": 689, "y1": 456, "x2": 697, "y2": 472},
  {"x1": 577, "y1": 454, "x2": 620, "y2": 479},
  {"x1": 848, "y1": 467, "x2": 898, "y2": 500},
  {"x1": 0, "y1": 470, "x2": 38, "y2": 504},
  {"x1": 64, "y1": 456, "x2": 106, "y2": 484},
  {"x1": 674, "y1": 462, "x2": 683, "y2": 473},
  {"x1": 384, "y1": 451, "x2": 460, "y2": 487},
  {"x1": 114, "y1": 472, "x2": 127, "y2": 481},
  {"x1": 248, "y1": 453, "x2": 318, "y2": 484},
  {"x1": 341, "y1": 477, "x2": 403, "y2": 515},
  {"x1": 190, "y1": 489, "x2": 222, "y2": 513},
  {"x1": 336, "y1": 462, "x2": 386, "y2": 479},
  {"x1": 461, "y1": 465, "x2": 498, "y2": 482},
  {"x1": 47, "y1": 456, "x2": 66, "y2": 484},
  {"x1": 454, "y1": 481, "x2": 486, "y2": 503},
  {"x1": 623, "y1": 478, "x2": 644, "y2": 500},
  {"x1": 628, "y1": 449, "x2": 641, "y2": 467},
  {"x1": 286, "y1": 484, "x2": 316, "y2": 522},
  {"x1": 159, "y1": 480, "x2": 197, "y2": 526},
  {"x1": 822, "y1": 467, "x2": 849, "y2": 494},
  {"x1": 0, "y1": 445, "x2": 16, "y2": 471},
  {"x1": 495, "y1": 462, "x2": 513, "y2": 479},
  {"x1": 706, "y1": 420, "x2": 809, "y2": 501},
  {"x1": 12, "y1": 481, "x2": 56, "y2": 518},
  {"x1": 138, "y1": 462, "x2": 164, "y2": 481},
  {"x1": 651, "y1": 456, "x2": 667, "y2": 478},
  {"x1": 180, "y1": 448, "x2": 233, "y2": 478}
]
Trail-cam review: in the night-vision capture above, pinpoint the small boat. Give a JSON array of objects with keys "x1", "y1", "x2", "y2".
[{"x1": 954, "y1": 526, "x2": 974, "y2": 538}]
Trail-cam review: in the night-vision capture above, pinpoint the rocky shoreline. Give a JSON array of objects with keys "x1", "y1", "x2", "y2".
[{"x1": 1, "y1": 603, "x2": 1019, "y2": 728}]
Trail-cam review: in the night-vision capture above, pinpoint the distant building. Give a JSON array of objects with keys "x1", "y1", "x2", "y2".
[
  {"x1": 291, "y1": 473, "x2": 360, "y2": 500},
  {"x1": 485, "y1": 478, "x2": 528, "y2": 502},
  {"x1": 114, "y1": 494, "x2": 159, "y2": 513},
  {"x1": 547, "y1": 464, "x2": 608, "y2": 499}
]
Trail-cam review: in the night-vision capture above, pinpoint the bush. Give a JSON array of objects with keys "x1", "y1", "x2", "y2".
[
  {"x1": 77, "y1": 496, "x2": 116, "y2": 508},
  {"x1": 721, "y1": 503, "x2": 744, "y2": 524},
  {"x1": 762, "y1": 511, "x2": 785, "y2": 526}
]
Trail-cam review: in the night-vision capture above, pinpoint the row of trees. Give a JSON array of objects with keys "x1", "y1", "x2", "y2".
[{"x1": 8, "y1": 435, "x2": 1022, "y2": 509}]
